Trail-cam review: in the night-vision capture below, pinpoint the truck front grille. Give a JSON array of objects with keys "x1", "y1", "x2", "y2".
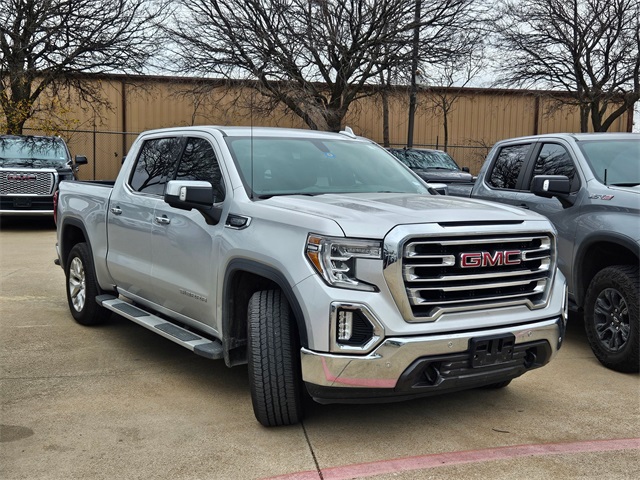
[
  {"x1": 386, "y1": 232, "x2": 555, "y2": 321},
  {"x1": 0, "y1": 170, "x2": 55, "y2": 195}
]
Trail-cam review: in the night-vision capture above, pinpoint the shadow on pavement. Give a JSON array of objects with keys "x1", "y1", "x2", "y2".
[{"x1": 0, "y1": 216, "x2": 56, "y2": 231}]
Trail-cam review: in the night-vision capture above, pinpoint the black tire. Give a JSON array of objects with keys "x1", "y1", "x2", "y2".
[
  {"x1": 584, "y1": 265, "x2": 639, "y2": 373},
  {"x1": 65, "y1": 242, "x2": 111, "y2": 326},
  {"x1": 247, "y1": 290, "x2": 304, "y2": 427}
]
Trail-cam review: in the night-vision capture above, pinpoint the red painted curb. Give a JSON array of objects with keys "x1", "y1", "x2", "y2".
[{"x1": 264, "y1": 438, "x2": 640, "y2": 480}]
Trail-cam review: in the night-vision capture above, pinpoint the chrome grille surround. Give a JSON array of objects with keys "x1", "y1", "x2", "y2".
[
  {"x1": 0, "y1": 169, "x2": 56, "y2": 196},
  {"x1": 383, "y1": 224, "x2": 557, "y2": 322}
]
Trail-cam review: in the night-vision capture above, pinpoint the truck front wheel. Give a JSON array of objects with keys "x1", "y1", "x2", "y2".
[
  {"x1": 247, "y1": 289, "x2": 304, "y2": 427},
  {"x1": 584, "y1": 265, "x2": 639, "y2": 373},
  {"x1": 65, "y1": 243, "x2": 111, "y2": 326}
]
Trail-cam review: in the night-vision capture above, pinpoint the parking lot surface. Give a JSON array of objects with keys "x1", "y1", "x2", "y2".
[{"x1": 1, "y1": 218, "x2": 639, "y2": 479}]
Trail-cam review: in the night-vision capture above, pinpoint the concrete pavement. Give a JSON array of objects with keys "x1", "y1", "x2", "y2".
[{"x1": 1, "y1": 218, "x2": 638, "y2": 479}]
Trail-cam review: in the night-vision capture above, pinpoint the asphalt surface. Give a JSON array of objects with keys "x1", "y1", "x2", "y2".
[{"x1": 1, "y1": 217, "x2": 639, "y2": 480}]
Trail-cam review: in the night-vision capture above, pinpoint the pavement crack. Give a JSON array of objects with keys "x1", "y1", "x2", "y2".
[{"x1": 302, "y1": 421, "x2": 324, "y2": 480}]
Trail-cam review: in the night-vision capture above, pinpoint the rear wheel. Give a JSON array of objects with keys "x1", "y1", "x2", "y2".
[
  {"x1": 584, "y1": 265, "x2": 639, "y2": 373},
  {"x1": 247, "y1": 289, "x2": 304, "y2": 427},
  {"x1": 65, "y1": 243, "x2": 111, "y2": 326}
]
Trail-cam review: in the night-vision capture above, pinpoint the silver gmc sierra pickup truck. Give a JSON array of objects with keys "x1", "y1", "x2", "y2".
[{"x1": 56, "y1": 126, "x2": 568, "y2": 426}]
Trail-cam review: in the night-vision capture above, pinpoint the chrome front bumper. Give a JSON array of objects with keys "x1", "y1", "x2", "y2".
[{"x1": 301, "y1": 317, "x2": 564, "y2": 394}]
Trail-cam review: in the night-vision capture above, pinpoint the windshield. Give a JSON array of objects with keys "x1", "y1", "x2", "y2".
[
  {"x1": 0, "y1": 136, "x2": 70, "y2": 169},
  {"x1": 579, "y1": 139, "x2": 640, "y2": 186},
  {"x1": 225, "y1": 136, "x2": 429, "y2": 197},
  {"x1": 396, "y1": 149, "x2": 460, "y2": 171}
]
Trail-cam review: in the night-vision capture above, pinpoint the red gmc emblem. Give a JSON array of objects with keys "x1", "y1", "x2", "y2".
[
  {"x1": 460, "y1": 250, "x2": 522, "y2": 268},
  {"x1": 7, "y1": 174, "x2": 37, "y2": 181}
]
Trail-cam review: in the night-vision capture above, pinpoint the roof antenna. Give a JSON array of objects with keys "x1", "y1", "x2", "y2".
[{"x1": 339, "y1": 126, "x2": 356, "y2": 139}]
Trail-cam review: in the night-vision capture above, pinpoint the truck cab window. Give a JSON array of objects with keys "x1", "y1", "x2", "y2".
[
  {"x1": 530, "y1": 143, "x2": 579, "y2": 191},
  {"x1": 129, "y1": 137, "x2": 185, "y2": 195},
  {"x1": 488, "y1": 144, "x2": 530, "y2": 189}
]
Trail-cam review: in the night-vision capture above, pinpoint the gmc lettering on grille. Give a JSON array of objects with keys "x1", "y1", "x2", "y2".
[
  {"x1": 460, "y1": 251, "x2": 522, "y2": 268},
  {"x1": 7, "y1": 174, "x2": 37, "y2": 181}
]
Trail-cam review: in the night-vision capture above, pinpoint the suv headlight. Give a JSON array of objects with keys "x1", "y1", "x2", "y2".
[{"x1": 305, "y1": 234, "x2": 382, "y2": 291}]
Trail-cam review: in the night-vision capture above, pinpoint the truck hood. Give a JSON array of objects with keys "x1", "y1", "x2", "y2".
[{"x1": 264, "y1": 193, "x2": 546, "y2": 238}]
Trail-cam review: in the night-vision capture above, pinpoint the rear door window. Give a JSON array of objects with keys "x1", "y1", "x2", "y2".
[{"x1": 488, "y1": 144, "x2": 531, "y2": 190}]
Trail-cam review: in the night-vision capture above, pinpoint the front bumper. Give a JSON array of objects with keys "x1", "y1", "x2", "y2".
[
  {"x1": 301, "y1": 316, "x2": 564, "y2": 404},
  {"x1": 0, "y1": 195, "x2": 54, "y2": 215}
]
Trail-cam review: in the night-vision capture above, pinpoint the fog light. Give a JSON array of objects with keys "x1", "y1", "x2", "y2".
[{"x1": 337, "y1": 311, "x2": 353, "y2": 341}]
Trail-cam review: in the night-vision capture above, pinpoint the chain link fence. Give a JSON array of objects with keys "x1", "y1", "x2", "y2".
[
  {"x1": 23, "y1": 128, "x2": 139, "y2": 181},
  {"x1": 21, "y1": 128, "x2": 493, "y2": 180}
]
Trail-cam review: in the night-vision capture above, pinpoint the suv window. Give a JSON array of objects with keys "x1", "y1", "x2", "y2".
[
  {"x1": 488, "y1": 144, "x2": 530, "y2": 189},
  {"x1": 530, "y1": 143, "x2": 579, "y2": 191},
  {"x1": 176, "y1": 137, "x2": 225, "y2": 201},
  {"x1": 130, "y1": 137, "x2": 185, "y2": 195}
]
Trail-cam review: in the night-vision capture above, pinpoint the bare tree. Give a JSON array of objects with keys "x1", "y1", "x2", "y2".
[
  {"x1": 375, "y1": 0, "x2": 485, "y2": 146},
  {"x1": 419, "y1": 40, "x2": 486, "y2": 151},
  {"x1": 165, "y1": 0, "x2": 415, "y2": 132},
  {"x1": 492, "y1": 0, "x2": 640, "y2": 132},
  {"x1": 407, "y1": 0, "x2": 487, "y2": 146},
  {"x1": 0, "y1": 0, "x2": 168, "y2": 134},
  {"x1": 166, "y1": 0, "x2": 483, "y2": 132}
]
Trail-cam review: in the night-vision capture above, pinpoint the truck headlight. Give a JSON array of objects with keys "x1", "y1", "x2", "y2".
[{"x1": 306, "y1": 234, "x2": 381, "y2": 291}]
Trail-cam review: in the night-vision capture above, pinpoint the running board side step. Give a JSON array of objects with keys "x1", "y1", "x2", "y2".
[{"x1": 96, "y1": 295, "x2": 223, "y2": 360}]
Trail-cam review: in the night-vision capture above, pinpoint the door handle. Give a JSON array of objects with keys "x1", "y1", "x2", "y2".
[
  {"x1": 110, "y1": 206, "x2": 122, "y2": 215},
  {"x1": 155, "y1": 215, "x2": 171, "y2": 225},
  {"x1": 518, "y1": 203, "x2": 530, "y2": 210}
]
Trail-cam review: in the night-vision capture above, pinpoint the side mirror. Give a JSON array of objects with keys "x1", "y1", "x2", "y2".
[
  {"x1": 531, "y1": 175, "x2": 571, "y2": 197},
  {"x1": 426, "y1": 182, "x2": 449, "y2": 195},
  {"x1": 531, "y1": 175, "x2": 575, "y2": 207},
  {"x1": 462, "y1": 166, "x2": 470, "y2": 173},
  {"x1": 74, "y1": 155, "x2": 88, "y2": 166},
  {"x1": 164, "y1": 180, "x2": 224, "y2": 224}
]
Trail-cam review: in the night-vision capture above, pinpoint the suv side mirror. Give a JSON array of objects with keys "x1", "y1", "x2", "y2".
[
  {"x1": 74, "y1": 155, "x2": 88, "y2": 165},
  {"x1": 462, "y1": 166, "x2": 470, "y2": 173},
  {"x1": 531, "y1": 175, "x2": 575, "y2": 207},
  {"x1": 164, "y1": 180, "x2": 224, "y2": 224}
]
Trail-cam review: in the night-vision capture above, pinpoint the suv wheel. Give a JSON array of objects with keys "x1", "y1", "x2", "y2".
[
  {"x1": 247, "y1": 289, "x2": 304, "y2": 426},
  {"x1": 584, "y1": 265, "x2": 639, "y2": 373}
]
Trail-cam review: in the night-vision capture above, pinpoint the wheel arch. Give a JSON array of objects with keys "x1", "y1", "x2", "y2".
[
  {"x1": 221, "y1": 258, "x2": 309, "y2": 367},
  {"x1": 574, "y1": 233, "x2": 639, "y2": 308},
  {"x1": 59, "y1": 217, "x2": 90, "y2": 268}
]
